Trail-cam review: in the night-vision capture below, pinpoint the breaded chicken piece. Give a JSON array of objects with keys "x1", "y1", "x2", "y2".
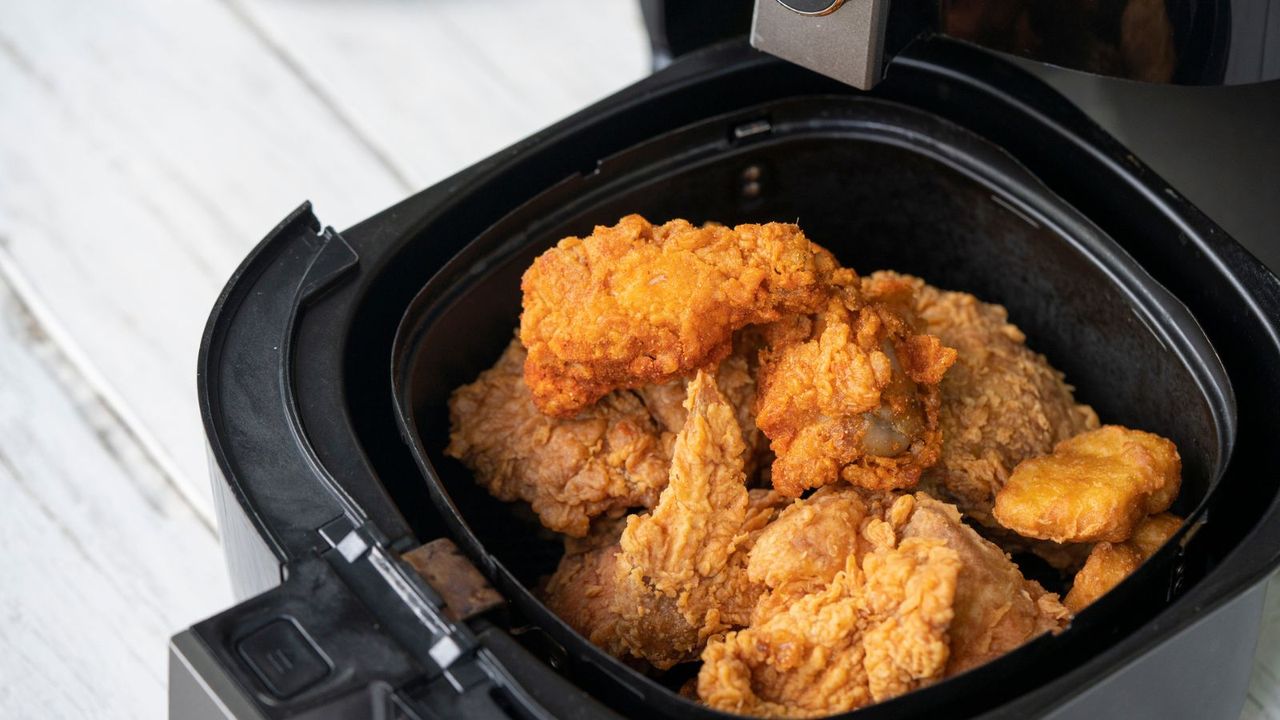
[
  {"x1": 698, "y1": 489, "x2": 1065, "y2": 717},
  {"x1": 541, "y1": 371, "x2": 786, "y2": 668},
  {"x1": 447, "y1": 339, "x2": 671, "y2": 536},
  {"x1": 755, "y1": 273, "x2": 957, "y2": 497},
  {"x1": 446, "y1": 340, "x2": 763, "y2": 536},
  {"x1": 746, "y1": 485, "x2": 885, "y2": 600},
  {"x1": 902, "y1": 495, "x2": 1070, "y2": 674},
  {"x1": 698, "y1": 536, "x2": 960, "y2": 718},
  {"x1": 870, "y1": 272, "x2": 1100, "y2": 528},
  {"x1": 635, "y1": 345, "x2": 768, "y2": 480},
  {"x1": 521, "y1": 215, "x2": 840, "y2": 417},
  {"x1": 993, "y1": 426, "x2": 1182, "y2": 544},
  {"x1": 1064, "y1": 513, "x2": 1182, "y2": 613}
]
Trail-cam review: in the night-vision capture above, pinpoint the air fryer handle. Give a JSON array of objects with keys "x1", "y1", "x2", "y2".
[{"x1": 751, "y1": 0, "x2": 1280, "y2": 88}]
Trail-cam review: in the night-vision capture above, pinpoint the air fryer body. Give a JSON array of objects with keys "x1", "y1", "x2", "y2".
[{"x1": 173, "y1": 39, "x2": 1280, "y2": 720}]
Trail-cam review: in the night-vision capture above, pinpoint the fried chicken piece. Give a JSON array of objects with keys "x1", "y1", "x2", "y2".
[
  {"x1": 699, "y1": 488, "x2": 1066, "y2": 717},
  {"x1": 447, "y1": 340, "x2": 764, "y2": 536},
  {"x1": 521, "y1": 214, "x2": 840, "y2": 417},
  {"x1": 698, "y1": 536, "x2": 960, "y2": 718},
  {"x1": 993, "y1": 426, "x2": 1182, "y2": 544},
  {"x1": 745, "y1": 485, "x2": 904, "y2": 620},
  {"x1": 446, "y1": 339, "x2": 672, "y2": 536},
  {"x1": 635, "y1": 347, "x2": 768, "y2": 479},
  {"x1": 755, "y1": 272, "x2": 957, "y2": 497},
  {"x1": 870, "y1": 272, "x2": 1100, "y2": 528},
  {"x1": 901, "y1": 495, "x2": 1069, "y2": 674},
  {"x1": 1064, "y1": 513, "x2": 1182, "y2": 613},
  {"x1": 541, "y1": 371, "x2": 786, "y2": 668}
]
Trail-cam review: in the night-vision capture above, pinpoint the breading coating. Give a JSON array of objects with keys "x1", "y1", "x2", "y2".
[
  {"x1": 541, "y1": 371, "x2": 786, "y2": 667},
  {"x1": 993, "y1": 426, "x2": 1182, "y2": 544},
  {"x1": 902, "y1": 495, "x2": 1069, "y2": 674},
  {"x1": 698, "y1": 488, "x2": 1066, "y2": 717},
  {"x1": 1064, "y1": 513, "x2": 1182, "y2": 613},
  {"x1": 520, "y1": 214, "x2": 839, "y2": 417},
  {"x1": 446, "y1": 340, "x2": 763, "y2": 536},
  {"x1": 698, "y1": 538, "x2": 960, "y2": 718},
  {"x1": 446, "y1": 339, "x2": 671, "y2": 536},
  {"x1": 755, "y1": 273, "x2": 957, "y2": 497},
  {"x1": 871, "y1": 272, "x2": 1100, "y2": 528}
]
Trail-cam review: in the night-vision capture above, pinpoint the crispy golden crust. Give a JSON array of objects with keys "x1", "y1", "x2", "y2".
[
  {"x1": 698, "y1": 537, "x2": 960, "y2": 718},
  {"x1": 755, "y1": 273, "x2": 956, "y2": 497},
  {"x1": 520, "y1": 215, "x2": 839, "y2": 417},
  {"x1": 902, "y1": 495, "x2": 1069, "y2": 674},
  {"x1": 993, "y1": 426, "x2": 1182, "y2": 544},
  {"x1": 446, "y1": 340, "x2": 764, "y2": 537},
  {"x1": 446, "y1": 339, "x2": 672, "y2": 536},
  {"x1": 540, "y1": 372, "x2": 786, "y2": 668},
  {"x1": 1064, "y1": 513, "x2": 1182, "y2": 613},
  {"x1": 697, "y1": 488, "x2": 1066, "y2": 717},
  {"x1": 871, "y1": 272, "x2": 1100, "y2": 528}
]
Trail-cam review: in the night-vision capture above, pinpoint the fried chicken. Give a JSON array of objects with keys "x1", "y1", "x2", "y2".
[
  {"x1": 755, "y1": 272, "x2": 957, "y2": 497},
  {"x1": 698, "y1": 489, "x2": 1066, "y2": 717},
  {"x1": 901, "y1": 495, "x2": 1069, "y2": 674},
  {"x1": 446, "y1": 340, "x2": 764, "y2": 536},
  {"x1": 541, "y1": 371, "x2": 786, "y2": 668},
  {"x1": 1064, "y1": 512, "x2": 1183, "y2": 613},
  {"x1": 870, "y1": 272, "x2": 1100, "y2": 528},
  {"x1": 520, "y1": 215, "x2": 840, "y2": 417},
  {"x1": 698, "y1": 537, "x2": 960, "y2": 718},
  {"x1": 993, "y1": 426, "x2": 1182, "y2": 544}
]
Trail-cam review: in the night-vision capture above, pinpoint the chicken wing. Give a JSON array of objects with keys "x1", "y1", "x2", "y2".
[
  {"x1": 755, "y1": 272, "x2": 957, "y2": 497},
  {"x1": 870, "y1": 272, "x2": 1100, "y2": 528},
  {"x1": 992, "y1": 426, "x2": 1182, "y2": 544},
  {"x1": 447, "y1": 340, "x2": 765, "y2": 536},
  {"x1": 520, "y1": 214, "x2": 840, "y2": 417},
  {"x1": 541, "y1": 370, "x2": 786, "y2": 668},
  {"x1": 1064, "y1": 512, "x2": 1183, "y2": 613}
]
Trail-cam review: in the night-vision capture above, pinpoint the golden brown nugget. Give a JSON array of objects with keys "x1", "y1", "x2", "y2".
[
  {"x1": 992, "y1": 426, "x2": 1182, "y2": 544},
  {"x1": 1064, "y1": 513, "x2": 1183, "y2": 613}
]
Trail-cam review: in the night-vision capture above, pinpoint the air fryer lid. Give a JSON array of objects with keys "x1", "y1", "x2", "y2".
[{"x1": 390, "y1": 95, "x2": 1234, "y2": 719}]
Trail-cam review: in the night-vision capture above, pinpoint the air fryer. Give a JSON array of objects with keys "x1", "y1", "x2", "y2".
[{"x1": 171, "y1": 11, "x2": 1280, "y2": 720}]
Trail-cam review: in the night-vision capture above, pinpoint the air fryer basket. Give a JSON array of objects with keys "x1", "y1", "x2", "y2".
[{"x1": 391, "y1": 96, "x2": 1235, "y2": 719}]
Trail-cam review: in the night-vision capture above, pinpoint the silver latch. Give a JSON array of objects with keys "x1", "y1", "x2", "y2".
[{"x1": 751, "y1": 0, "x2": 889, "y2": 90}]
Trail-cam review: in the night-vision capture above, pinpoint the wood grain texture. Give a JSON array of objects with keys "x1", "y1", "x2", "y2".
[
  {"x1": 0, "y1": 272, "x2": 229, "y2": 718},
  {"x1": 234, "y1": 0, "x2": 650, "y2": 189},
  {"x1": 0, "y1": 0, "x2": 412, "y2": 518}
]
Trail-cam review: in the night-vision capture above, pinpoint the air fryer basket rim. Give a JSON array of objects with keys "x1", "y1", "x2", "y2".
[{"x1": 389, "y1": 94, "x2": 1239, "y2": 719}]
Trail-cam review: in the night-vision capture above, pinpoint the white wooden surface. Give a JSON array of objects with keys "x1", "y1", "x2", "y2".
[{"x1": 0, "y1": 2, "x2": 1275, "y2": 718}]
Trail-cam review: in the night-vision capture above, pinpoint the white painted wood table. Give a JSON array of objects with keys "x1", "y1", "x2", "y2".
[{"x1": 0, "y1": 2, "x2": 1275, "y2": 718}]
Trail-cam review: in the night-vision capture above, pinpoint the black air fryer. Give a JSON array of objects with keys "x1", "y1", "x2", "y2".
[{"x1": 171, "y1": 3, "x2": 1280, "y2": 718}]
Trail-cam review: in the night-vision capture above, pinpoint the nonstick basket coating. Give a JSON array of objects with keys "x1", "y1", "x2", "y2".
[{"x1": 390, "y1": 96, "x2": 1235, "y2": 719}]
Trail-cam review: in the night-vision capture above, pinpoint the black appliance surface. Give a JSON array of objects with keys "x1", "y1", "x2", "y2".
[{"x1": 175, "y1": 39, "x2": 1280, "y2": 720}]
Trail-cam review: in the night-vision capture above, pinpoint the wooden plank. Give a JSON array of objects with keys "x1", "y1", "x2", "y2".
[
  {"x1": 0, "y1": 273, "x2": 229, "y2": 719},
  {"x1": 234, "y1": 0, "x2": 651, "y2": 189},
  {"x1": 0, "y1": 0, "x2": 411, "y2": 518}
]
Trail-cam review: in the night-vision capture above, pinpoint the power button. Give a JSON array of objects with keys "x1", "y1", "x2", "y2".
[{"x1": 236, "y1": 618, "x2": 331, "y2": 698}]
